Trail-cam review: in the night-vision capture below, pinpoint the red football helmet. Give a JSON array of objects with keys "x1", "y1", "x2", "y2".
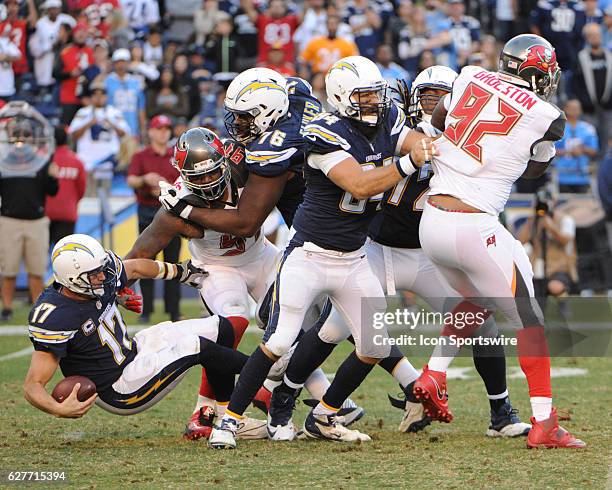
[
  {"x1": 171, "y1": 127, "x2": 230, "y2": 201},
  {"x1": 498, "y1": 34, "x2": 560, "y2": 101}
]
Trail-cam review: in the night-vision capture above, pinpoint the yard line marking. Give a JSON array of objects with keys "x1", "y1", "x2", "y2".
[{"x1": 0, "y1": 346, "x2": 33, "y2": 362}]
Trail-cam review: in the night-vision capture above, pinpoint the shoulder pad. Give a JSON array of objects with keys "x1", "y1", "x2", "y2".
[
  {"x1": 28, "y1": 301, "x2": 79, "y2": 345},
  {"x1": 388, "y1": 103, "x2": 407, "y2": 136},
  {"x1": 304, "y1": 113, "x2": 352, "y2": 153},
  {"x1": 286, "y1": 77, "x2": 314, "y2": 97},
  {"x1": 536, "y1": 0, "x2": 553, "y2": 9}
]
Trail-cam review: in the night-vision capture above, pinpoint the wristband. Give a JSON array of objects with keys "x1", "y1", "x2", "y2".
[
  {"x1": 396, "y1": 154, "x2": 418, "y2": 178},
  {"x1": 155, "y1": 261, "x2": 178, "y2": 280}
]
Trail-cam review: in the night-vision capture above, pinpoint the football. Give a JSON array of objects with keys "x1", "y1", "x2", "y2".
[{"x1": 51, "y1": 376, "x2": 97, "y2": 403}]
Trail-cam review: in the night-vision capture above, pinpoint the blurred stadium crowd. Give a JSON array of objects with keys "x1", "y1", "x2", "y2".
[{"x1": 0, "y1": 0, "x2": 611, "y2": 320}]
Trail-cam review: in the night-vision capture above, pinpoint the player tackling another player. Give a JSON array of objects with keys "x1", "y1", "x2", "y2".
[{"x1": 22, "y1": 32, "x2": 586, "y2": 450}]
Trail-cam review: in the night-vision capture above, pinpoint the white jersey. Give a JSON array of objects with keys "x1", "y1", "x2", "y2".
[
  {"x1": 430, "y1": 66, "x2": 564, "y2": 215},
  {"x1": 171, "y1": 177, "x2": 265, "y2": 266}
]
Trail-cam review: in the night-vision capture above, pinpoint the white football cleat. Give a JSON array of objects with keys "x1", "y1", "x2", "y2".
[
  {"x1": 208, "y1": 417, "x2": 238, "y2": 449},
  {"x1": 267, "y1": 413, "x2": 297, "y2": 441},
  {"x1": 236, "y1": 416, "x2": 268, "y2": 440},
  {"x1": 388, "y1": 394, "x2": 431, "y2": 433},
  {"x1": 303, "y1": 410, "x2": 371, "y2": 442}
]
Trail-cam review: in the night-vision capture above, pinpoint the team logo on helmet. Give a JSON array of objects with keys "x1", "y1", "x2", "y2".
[
  {"x1": 172, "y1": 145, "x2": 188, "y2": 170},
  {"x1": 236, "y1": 81, "x2": 285, "y2": 100},
  {"x1": 52, "y1": 243, "x2": 94, "y2": 262},
  {"x1": 328, "y1": 60, "x2": 359, "y2": 77},
  {"x1": 519, "y1": 45, "x2": 556, "y2": 74}
]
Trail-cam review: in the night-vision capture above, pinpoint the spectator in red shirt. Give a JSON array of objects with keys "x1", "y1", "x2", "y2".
[
  {"x1": 127, "y1": 114, "x2": 182, "y2": 322},
  {"x1": 45, "y1": 126, "x2": 87, "y2": 247},
  {"x1": 257, "y1": 41, "x2": 296, "y2": 76},
  {"x1": 53, "y1": 22, "x2": 94, "y2": 124},
  {"x1": 243, "y1": 0, "x2": 300, "y2": 64},
  {"x1": 0, "y1": 0, "x2": 37, "y2": 82}
]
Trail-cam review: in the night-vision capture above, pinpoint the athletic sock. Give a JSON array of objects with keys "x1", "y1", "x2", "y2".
[
  {"x1": 194, "y1": 395, "x2": 216, "y2": 413},
  {"x1": 284, "y1": 326, "x2": 337, "y2": 386},
  {"x1": 198, "y1": 337, "x2": 248, "y2": 373},
  {"x1": 517, "y1": 327, "x2": 552, "y2": 421},
  {"x1": 205, "y1": 367, "x2": 235, "y2": 404},
  {"x1": 487, "y1": 390, "x2": 509, "y2": 412},
  {"x1": 196, "y1": 316, "x2": 245, "y2": 408},
  {"x1": 427, "y1": 344, "x2": 460, "y2": 372},
  {"x1": 303, "y1": 368, "x2": 330, "y2": 399},
  {"x1": 225, "y1": 346, "x2": 276, "y2": 417},
  {"x1": 472, "y1": 338, "x2": 508, "y2": 411},
  {"x1": 530, "y1": 396, "x2": 553, "y2": 422},
  {"x1": 378, "y1": 350, "x2": 419, "y2": 388},
  {"x1": 319, "y1": 351, "x2": 375, "y2": 412}
]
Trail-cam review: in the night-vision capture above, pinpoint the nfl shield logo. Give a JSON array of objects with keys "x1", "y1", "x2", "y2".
[{"x1": 81, "y1": 319, "x2": 96, "y2": 336}]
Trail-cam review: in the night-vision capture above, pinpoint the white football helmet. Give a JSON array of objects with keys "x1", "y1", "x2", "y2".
[
  {"x1": 224, "y1": 67, "x2": 289, "y2": 143},
  {"x1": 325, "y1": 56, "x2": 391, "y2": 126},
  {"x1": 51, "y1": 234, "x2": 116, "y2": 298},
  {"x1": 407, "y1": 66, "x2": 458, "y2": 125}
]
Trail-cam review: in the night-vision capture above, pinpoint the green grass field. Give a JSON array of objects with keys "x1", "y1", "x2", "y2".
[{"x1": 1, "y1": 300, "x2": 611, "y2": 489}]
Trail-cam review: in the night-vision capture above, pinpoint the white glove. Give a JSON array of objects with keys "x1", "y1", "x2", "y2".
[
  {"x1": 417, "y1": 121, "x2": 442, "y2": 137},
  {"x1": 158, "y1": 181, "x2": 193, "y2": 219},
  {"x1": 176, "y1": 260, "x2": 208, "y2": 289}
]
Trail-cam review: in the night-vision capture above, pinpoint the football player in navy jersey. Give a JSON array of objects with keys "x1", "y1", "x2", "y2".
[
  {"x1": 159, "y1": 67, "x2": 322, "y2": 236},
  {"x1": 208, "y1": 56, "x2": 435, "y2": 448},
  {"x1": 23, "y1": 234, "x2": 263, "y2": 438},
  {"x1": 271, "y1": 66, "x2": 529, "y2": 438}
]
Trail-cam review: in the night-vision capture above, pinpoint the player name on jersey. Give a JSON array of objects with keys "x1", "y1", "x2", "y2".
[{"x1": 472, "y1": 70, "x2": 539, "y2": 110}]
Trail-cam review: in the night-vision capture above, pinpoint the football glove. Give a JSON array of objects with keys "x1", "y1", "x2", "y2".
[
  {"x1": 159, "y1": 181, "x2": 193, "y2": 220},
  {"x1": 175, "y1": 260, "x2": 208, "y2": 288},
  {"x1": 117, "y1": 287, "x2": 143, "y2": 314}
]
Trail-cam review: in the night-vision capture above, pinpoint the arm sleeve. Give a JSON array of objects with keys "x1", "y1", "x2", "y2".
[
  {"x1": 307, "y1": 150, "x2": 352, "y2": 175},
  {"x1": 531, "y1": 140, "x2": 556, "y2": 162}
]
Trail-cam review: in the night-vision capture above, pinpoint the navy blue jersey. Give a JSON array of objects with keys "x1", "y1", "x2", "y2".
[
  {"x1": 28, "y1": 253, "x2": 135, "y2": 392},
  {"x1": 530, "y1": 0, "x2": 586, "y2": 70},
  {"x1": 245, "y1": 77, "x2": 322, "y2": 227},
  {"x1": 293, "y1": 104, "x2": 408, "y2": 252},
  {"x1": 368, "y1": 162, "x2": 433, "y2": 249}
]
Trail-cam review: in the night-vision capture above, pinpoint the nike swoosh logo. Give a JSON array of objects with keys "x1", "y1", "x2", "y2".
[{"x1": 429, "y1": 375, "x2": 445, "y2": 401}]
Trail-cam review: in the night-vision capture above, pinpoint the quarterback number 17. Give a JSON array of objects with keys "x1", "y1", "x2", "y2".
[{"x1": 444, "y1": 82, "x2": 523, "y2": 163}]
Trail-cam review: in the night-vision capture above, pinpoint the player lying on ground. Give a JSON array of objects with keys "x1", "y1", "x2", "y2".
[
  {"x1": 127, "y1": 126, "x2": 362, "y2": 440},
  {"x1": 207, "y1": 56, "x2": 436, "y2": 448},
  {"x1": 22, "y1": 234, "x2": 265, "y2": 438},
  {"x1": 413, "y1": 34, "x2": 585, "y2": 448},
  {"x1": 271, "y1": 65, "x2": 531, "y2": 439}
]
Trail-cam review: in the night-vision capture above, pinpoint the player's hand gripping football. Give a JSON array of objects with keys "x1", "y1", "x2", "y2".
[
  {"x1": 55, "y1": 383, "x2": 97, "y2": 419},
  {"x1": 410, "y1": 137, "x2": 437, "y2": 167},
  {"x1": 116, "y1": 287, "x2": 143, "y2": 314},
  {"x1": 158, "y1": 181, "x2": 194, "y2": 219},
  {"x1": 176, "y1": 260, "x2": 208, "y2": 288}
]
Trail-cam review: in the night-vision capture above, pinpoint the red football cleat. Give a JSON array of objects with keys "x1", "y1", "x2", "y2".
[
  {"x1": 413, "y1": 365, "x2": 453, "y2": 423},
  {"x1": 183, "y1": 406, "x2": 215, "y2": 441},
  {"x1": 527, "y1": 408, "x2": 586, "y2": 449},
  {"x1": 252, "y1": 386, "x2": 272, "y2": 415}
]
